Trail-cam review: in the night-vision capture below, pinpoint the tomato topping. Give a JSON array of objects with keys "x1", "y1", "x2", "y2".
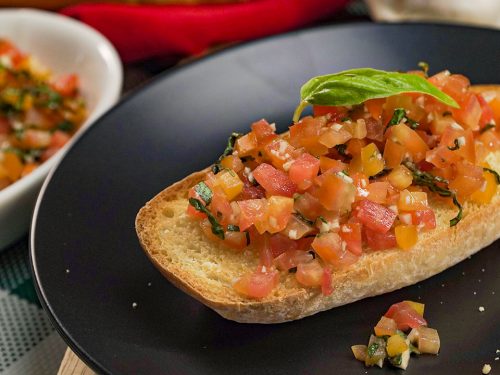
[
  {"x1": 289, "y1": 152, "x2": 320, "y2": 190},
  {"x1": 237, "y1": 199, "x2": 267, "y2": 231},
  {"x1": 321, "y1": 266, "x2": 333, "y2": 296},
  {"x1": 339, "y1": 222, "x2": 362, "y2": 256},
  {"x1": 269, "y1": 233, "x2": 297, "y2": 258},
  {"x1": 398, "y1": 190, "x2": 428, "y2": 211},
  {"x1": 409, "y1": 209, "x2": 436, "y2": 230},
  {"x1": 360, "y1": 143, "x2": 384, "y2": 177},
  {"x1": 364, "y1": 227, "x2": 397, "y2": 250},
  {"x1": 252, "y1": 163, "x2": 297, "y2": 197},
  {"x1": 251, "y1": 118, "x2": 276, "y2": 146},
  {"x1": 395, "y1": 224, "x2": 418, "y2": 250},
  {"x1": 354, "y1": 199, "x2": 396, "y2": 234},
  {"x1": 384, "y1": 301, "x2": 427, "y2": 330},
  {"x1": 312, "y1": 232, "x2": 358, "y2": 269},
  {"x1": 314, "y1": 171, "x2": 356, "y2": 212},
  {"x1": 295, "y1": 259, "x2": 324, "y2": 287},
  {"x1": 233, "y1": 268, "x2": 279, "y2": 299}
]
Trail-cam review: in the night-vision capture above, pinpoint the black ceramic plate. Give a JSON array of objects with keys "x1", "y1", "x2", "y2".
[{"x1": 31, "y1": 23, "x2": 500, "y2": 374}]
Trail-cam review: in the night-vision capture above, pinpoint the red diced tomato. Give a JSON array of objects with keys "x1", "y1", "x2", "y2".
[
  {"x1": 353, "y1": 199, "x2": 396, "y2": 234},
  {"x1": 364, "y1": 227, "x2": 397, "y2": 250},
  {"x1": 237, "y1": 199, "x2": 267, "y2": 231},
  {"x1": 295, "y1": 259, "x2": 324, "y2": 287},
  {"x1": 52, "y1": 74, "x2": 79, "y2": 96},
  {"x1": 410, "y1": 209, "x2": 436, "y2": 230},
  {"x1": 321, "y1": 266, "x2": 333, "y2": 296},
  {"x1": 289, "y1": 152, "x2": 320, "y2": 190},
  {"x1": 251, "y1": 119, "x2": 276, "y2": 146},
  {"x1": 239, "y1": 176, "x2": 266, "y2": 200},
  {"x1": 476, "y1": 94, "x2": 495, "y2": 129},
  {"x1": 339, "y1": 223, "x2": 362, "y2": 256},
  {"x1": 384, "y1": 301, "x2": 427, "y2": 330},
  {"x1": 312, "y1": 232, "x2": 358, "y2": 269},
  {"x1": 233, "y1": 268, "x2": 279, "y2": 299},
  {"x1": 252, "y1": 163, "x2": 297, "y2": 197},
  {"x1": 269, "y1": 233, "x2": 297, "y2": 258},
  {"x1": 274, "y1": 249, "x2": 313, "y2": 271}
]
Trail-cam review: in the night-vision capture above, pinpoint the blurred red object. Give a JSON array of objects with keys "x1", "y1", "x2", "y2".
[{"x1": 61, "y1": 0, "x2": 349, "y2": 62}]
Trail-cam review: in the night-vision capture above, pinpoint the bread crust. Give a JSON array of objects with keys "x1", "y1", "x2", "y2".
[{"x1": 136, "y1": 87, "x2": 500, "y2": 324}]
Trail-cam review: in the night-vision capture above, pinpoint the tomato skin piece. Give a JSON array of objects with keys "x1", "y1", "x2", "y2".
[
  {"x1": 353, "y1": 199, "x2": 397, "y2": 234},
  {"x1": 252, "y1": 163, "x2": 297, "y2": 197},
  {"x1": 233, "y1": 268, "x2": 279, "y2": 299},
  {"x1": 364, "y1": 227, "x2": 397, "y2": 250},
  {"x1": 384, "y1": 301, "x2": 427, "y2": 330}
]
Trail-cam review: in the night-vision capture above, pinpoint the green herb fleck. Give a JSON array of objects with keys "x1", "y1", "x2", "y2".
[
  {"x1": 384, "y1": 108, "x2": 406, "y2": 133},
  {"x1": 318, "y1": 216, "x2": 328, "y2": 224},
  {"x1": 334, "y1": 143, "x2": 348, "y2": 157},
  {"x1": 480, "y1": 123, "x2": 496, "y2": 134},
  {"x1": 227, "y1": 224, "x2": 240, "y2": 232},
  {"x1": 57, "y1": 120, "x2": 74, "y2": 133},
  {"x1": 288, "y1": 267, "x2": 297, "y2": 273},
  {"x1": 212, "y1": 132, "x2": 242, "y2": 174},
  {"x1": 341, "y1": 116, "x2": 351, "y2": 122},
  {"x1": 295, "y1": 212, "x2": 314, "y2": 226},
  {"x1": 409, "y1": 343, "x2": 421, "y2": 355},
  {"x1": 367, "y1": 343, "x2": 380, "y2": 358},
  {"x1": 483, "y1": 167, "x2": 500, "y2": 185},
  {"x1": 389, "y1": 354, "x2": 403, "y2": 366},
  {"x1": 194, "y1": 181, "x2": 213, "y2": 205},
  {"x1": 188, "y1": 198, "x2": 225, "y2": 239},
  {"x1": 448, "y1": 138, "x2": 460, "y2": 151}
]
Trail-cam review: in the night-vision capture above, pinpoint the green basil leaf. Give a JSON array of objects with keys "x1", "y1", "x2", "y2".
[
  {"x1": 367, "y1": 342, "x2": 380, "y2": 358},
  {"x1": 194, "y1": 181, "x2": 213, "y2": 205},
  {"x1": 227, "y1": 224, "x2": 240, "y2": 232},
  {"x1": 212, "y1": 132, "x2": 242, "y2": 174},
  {"x1": 483, "y1": 167, "x2": 500, "y2": 185},
  {"x1": 293, "y1": 68, "x2": 459, "y2": 122},
  {"x1": 188, "y1": 198, "x2": 225, "y2": 239},
  {"x1": 448, "y1": 139, "x2": 460, "y2": 151}
]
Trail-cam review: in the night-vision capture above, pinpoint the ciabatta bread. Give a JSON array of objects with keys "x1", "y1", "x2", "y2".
[{"x1": 136, "y1": 86, "x2": 500, "y2": 324}]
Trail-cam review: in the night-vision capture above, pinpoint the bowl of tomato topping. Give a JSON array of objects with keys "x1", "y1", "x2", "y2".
[{"x1": 0, "y1": 9, "x2": 122, "y2": 250}]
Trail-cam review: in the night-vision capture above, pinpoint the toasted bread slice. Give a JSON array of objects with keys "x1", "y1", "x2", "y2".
[{"x1": 136, "y1": 86, "x2": 500, "y2": 323}]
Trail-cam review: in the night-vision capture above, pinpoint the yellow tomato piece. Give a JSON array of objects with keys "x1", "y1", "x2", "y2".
[
  {"x1": 374, "y1": 316, "x2": 397, "y2": 337},
  {"x1": 395, "y1": 224, "x2": 418, "y2": 250},
  {"x1": 220, "y1": 155, "x2": 244, "y2": 173},
  {"x1": 235, "y1": 132, "x2": 257, "y2": 157},
  {"x1": 3, "y1": 152, "x2": 23, "y2": 182},
  {"x1": 360, "y1": 143, "x2": 384, "y2": 177},
  {"x1": 215, "y1": 170, "x2": 243, "y2": 200},
  {"x1": 388, "y1": 165, "x2": 413, "y2": 191},
  {"x1": 386, "y1": 334, "x2": 408, "y2": 357},
  {"x1": 266, "y1": 195, "x2": 294, "y2": 234},
  {"x1": 404, "y1": 300, "x2": 425, "y2": 317},
  {"x1": 398, "y1": 190, "x2": 428, "y2": 211},
  {"x1": 470, "y1": 171, "x2": 497, "y2": 204}
]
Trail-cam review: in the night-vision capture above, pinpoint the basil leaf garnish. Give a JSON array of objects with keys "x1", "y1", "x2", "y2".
[
  {"x1": 448, "y1": 139, "x2": 460, "y2": 151},
  {"x1": 367, "y1": 342, "x2": 380, "y2": 357},
  {"x1": 227, "y1": 224, "x2": 240, "y2": 232},
  {"x1": 194, "y1": 181, "x2": 213, "y2": 205},
  {"x1": 212, "y1": 132, "x2": 242, "y2": 174},
  {"x1": 188, "y1": 198, "x2": 225, "y2": 239},
  {"x1": 384, "y1": 108, "x2": 418, "y2": 133},
  {"x1": 403, "y1": 161, "x2": 463, "y2": 226},
  {"x1": 293, "y1": 68, "x2": 458, "y2": 122},
  {"x1": 480, "y1": 123, "x2": 495, "y2": 134}
]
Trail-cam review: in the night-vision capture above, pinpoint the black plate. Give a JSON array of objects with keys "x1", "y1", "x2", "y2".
[{"x1": 31, "y1": 23, "x2": 500, "y2": 374}]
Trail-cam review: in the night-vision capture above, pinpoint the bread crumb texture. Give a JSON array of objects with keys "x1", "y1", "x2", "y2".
[{"x1": 136, "y1": 150, "x2": 500, "y2": 324}]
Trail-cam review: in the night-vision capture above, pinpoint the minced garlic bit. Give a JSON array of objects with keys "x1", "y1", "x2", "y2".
[
  {"x1": 132, "y1": 302, "x2": 138, "y2": 309},
  {"x1": 478, "y1": 306, "x2": 485, "y2": 312},
  {"x1": 482, "y1": 364, "x2": 491, "y2": 374}
]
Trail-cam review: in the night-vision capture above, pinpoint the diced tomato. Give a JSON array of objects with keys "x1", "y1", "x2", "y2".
[
  {"x1": 199, "y1": 218, "x2": 222, "y2": 242},
  {"x1": 384, "y1": 301, "x2": 427, "y2": 330},
  {"x1": 295, "y1": 259, "x2": 324, "y2": 287},
  {"x1": 274, "y1": 249, "x2": 313, "y2": 271},
  {"x1": 2, "y1": 152, "x2": 23, "y2": 182},
  {"x1": 52, "y1": 74, "x2": 79, "y2": 96},
  {"x1": 214, "y1": 170, "x2": 243, "y2": 200},
  {"x1": 353, "y1": 199, "x2": 396, "y2": 234},
  {"x1": 314, "y1": 172, "x2": 356, "y2": 212},
  {"x1": 409, "y1": 209, "x2": 436, "y2": 230},
  {"x1": 476, "y1": 94, "x2": 495, "y2": 129},
  {"x1": 388, "y1": 165, "x2": 413, "y2": 191},
  {"x1": 318, "y1": 126, "x2": 352, "y2": 148},
  {"x1": 235, "y1": 132, "x2": 258, "y2": 157},
  {"x1": 251, "y1": 119, "x2": 276, "y2": 146},
  {"x1": 221, "y1": 155, "x2": 244, "y2": 173},
  {"x1": 346, "y1": 138, "x2": 367, "y2": 156},
  {"x1": 0, "y1": 117, "x2": 10, "y2": 135},
  {"x1": 312, "y1": 232, "x2": 358, "y2": 269},
  {"x1": 269, "y1": 233, "x2": 297, "y2": 258},
  {"x1": 313, "y1": 105, "x2": 348, "y2": 121},
  {"x1": 239, "y1": 176, "x2": 266, "y2": 200},
  {"x1": 319, "y1": 156, "x2": 347, "y2": 174},
  {"x1": 19, "y1": 129, "x2": 51, "y2": 149},
  {"x1": 479, "y1": 129, "x2": 500, "y2": 152},
  {"x1": 388, "y1": 124, "x2": 428, "y2": 163},
  {"x1": 252, "y1": 163, "x2": 297, "y2": 197},
  {"x1": 237, "y1": 199, "x2": 267, "y2": 231},
  {"x1": 360, "y1": 143, "x2": 384, "y2": 177},
  {"x1": 321, "y1": 266, "x2": 333, "y2": 296},
  {"x1": 339, "y1": 222, "x2": 362, "y2": 256},
  {"x1": 449, "y1": 161, "x2": 484, "y2": 198},
  {"x1": 452, "y1": 93, "x2": 482, "y2": 131},
  {"x1": 395, "y1": 224, "x2": 418, "y2": 250},
  {"x1": 364, "y1": 227, "x2": 397, "y2": 250},
  {"x1": 383, "y1": 138, "x2": 405, "y2": 169},
  {"x1": 289, "y1": 152, "x2": 320, "y2": 190},
  {"x1": 290, "y1": 116, "x2": 329, "y2": 156},
  {"x1": 398, "y1": 190, "x2": 428, "y2": 211},
  {"x1": 470, "y1": 169, "x2": 498, "y2": 204},
  {"x1": 293, "y1": 192, "x2": 323, "y2": 221},
  {"x1": 223, "y1": 231, "x2": 248, "y2": 250},
  {"x1": 284, "y1": 214, "x2": 315, "y2": 239},
  {"x1": 233, "y1": 268, "x2": 279, "y2": 299},
  {"x1": 364, "y1": 116, "x2": 385, "y2": 142},
  {"x1": 366, "y1": 181, "x2": 389, "y2": 204},
  {"x1": 50, "y1": 130, "x2": 71, "y2": 148},
  {"x1": 365, "y1": 99, "x2": 384, "y2": 121},
  {"x1": 263, "y1": 139, "x2": 295, "y2": 170},
  {"x1": 265, "y1": 196, "x2": 294, "y2": 233},
  {"x1": 186, "y1": 187, "x2": 207, "y2": 219}
]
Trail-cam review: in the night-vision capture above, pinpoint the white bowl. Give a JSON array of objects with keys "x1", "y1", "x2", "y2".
[{"x1": 0, "y1": 9, "x2": 123, "y2": 250}]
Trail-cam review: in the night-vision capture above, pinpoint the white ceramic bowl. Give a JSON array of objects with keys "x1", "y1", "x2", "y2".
[{"x1": 0, "y1": 9, "x2": 123, "y2": 250}]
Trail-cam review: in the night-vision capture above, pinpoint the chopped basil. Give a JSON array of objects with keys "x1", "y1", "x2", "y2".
[
  {"x1": 403, "y1": 160, "x2": 462, "y2": 226},
  {"x1": 245, "y1": 231, "x2": 250, "y2": 245},
  {"x1": 480, "y1": 123, "x2": 496, "y2": 134},
  {"x1": 385, "y1": 108, "x2": 418, "y2": 133},
  {"x1": 334, "y1": 143, "x2": 348, "y2": 157},
  {"x1": 32, "y1": 84, "x2": 62, "y2": 109},
  {"x1": 409, "y1": 343, "x2": 421, "y2": 355},
  {"x1": 288, "y1": 267, "x2": 297, "y2": 273},
  {"x1": 370, "y1": 168, "x2": 391, "y2": 180},
  {"x1": 389, "y1": 354, "x2": 403, "y2": 366},
  {"x1": 194, "y1": 181, "x2": 213, "y2": 205},
  {"x1": 56, "y1": 120, "x2": 74, "y2": 133},
  {"x1": 442, "y1": 111, "x2": 452, "y2": 117},
  {"x1": 188, "y1": 198, "x2": 225, "y2": 239},
  {"x1": 212, "y1": 132, "x2": 242, "y2": 174},
  {"x1": 295, "y1": 212, "x2": 314, "y2": 226},
  {"x1": 341, "y1": 116, "x2": 351, "y2": 122},
  {"x1": 227, "y1": 224, "x2": 240, "y2": 232},
  {"x1": 367, "y1": 342, "x2": 380, "y2": 357},
  {"x1": 483, "y1": 167, "x2": 500, "y2": 185},
  {"x1": 447, "y1": 138, "x2": 460, "y2": 151},
  {"x1": 408, "y1": 118, "x2": 420, "y2": 130}
]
